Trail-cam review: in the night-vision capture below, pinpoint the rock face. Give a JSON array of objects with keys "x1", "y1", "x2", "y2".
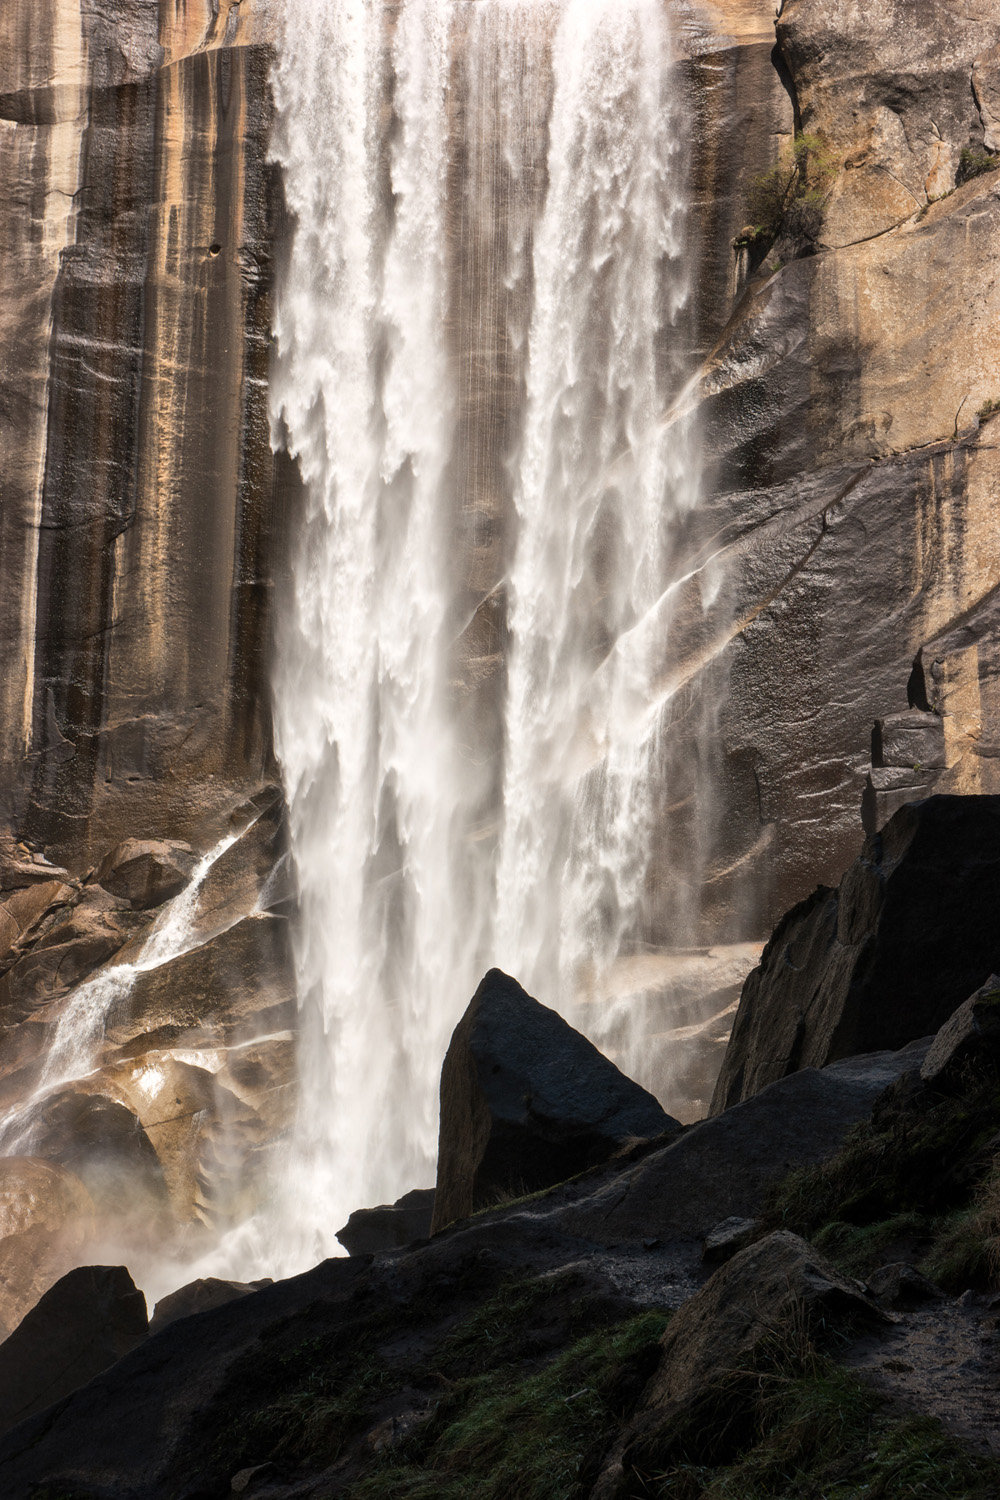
[
  {"x1": 0, "y1": 1264, "x2": 146, "y2": 1437},
  {"x1": 149, "y1": 1276, "x2": 266, "y2": 1335},
  {"x1": 337, "y1": 1189, "x2": 436, "y2": 1258},
  {"x1": 431, "y1": 970, "x2": 680, "y2": 1233},
  {"x1": 0, "y1": 0, "x2": 298, "y2": 871},
  {"x1": 711, "y1": 797, "x2": 1000, "y2": 1112},
  {"x1": 558, "y1": 1039, "x2": 930, "y2": 1246},
  {"x1": 92, "y1": 839, "x2": 197, "y2": 910}
]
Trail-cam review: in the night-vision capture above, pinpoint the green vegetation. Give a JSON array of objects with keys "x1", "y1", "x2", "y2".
[
  {"x1": 760, "y1": 1017, "x2": 1000, "y2": 1290},
  {"x1": 654, "y1": 1365, "x2": 1000, "y2": 1499},
  {"x1": 741, "y1": 132, "x2": 837, "y2": 248},
  {"x1": 978, "y1": 396, "x2": 1000, "y2": 423},
  {"x1": 958, "y1": 147, "x2": 1000, "y2": 185},
  {"x1": 346, "y1": 1309, "x2": 669, "y2": 1500}
]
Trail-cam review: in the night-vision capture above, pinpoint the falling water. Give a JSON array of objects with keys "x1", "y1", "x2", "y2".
[
  {"x1": 0, "y1": 833, "x2": 238, "y2": 1157},
  {"x1": 268, "y1": 0, "x2": 703, "y2": 1274}
]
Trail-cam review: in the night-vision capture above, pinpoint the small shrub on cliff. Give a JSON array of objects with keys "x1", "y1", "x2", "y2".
[
  {"x1": 744, "y1": 132, "x2": 835, "y2": 249},
  {"x1": 958, "y1": 147, "x2": 1000, "y2": 185}
]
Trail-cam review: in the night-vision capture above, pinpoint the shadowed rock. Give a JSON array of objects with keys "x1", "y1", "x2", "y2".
[
  {"x1": 337, "y1": 1188, "x2": 436, "y2": 1256},
  {"x1": 0, "y1": 1265, "x2": 147, "y2": 1437},
  {"x1": 920, "y1": 975, "x2": 1000, "y2": 1089},
  {"x1": 93, "y1": 839, "x2": 198, "y2": 910},
  {"x1": 592, "y1": 1231, "x2": 882, "y2": 1498},
  {"x1": 712, "y1": 798, "x2": 1000, "y2": 1113},
  {"x1": 431, "y1": 969, "x2": 680, "y2": 1233},
  {"x1": 150, "y1": 1277, "x2": 269, "y2": 1336},
  {"x1": 557, "y1": 1039, "x2": 931, "y2": 1246}
]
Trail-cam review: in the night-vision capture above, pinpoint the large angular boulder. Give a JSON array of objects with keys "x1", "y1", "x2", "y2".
[
  {"x1": 712, "y1": 797, "x2": 1000, "y2": 1112},
  {"x1": 93, "y1": 839, "x2": 198, "y2": 911},
  {"x1": 0, "y1": 1265, "x2": 147, "y2": 1436},
  {"x1": 431, "y1": 969, "x2": 679, "y2": 1233},
  {"x1": 0, "y1": 886, "x2": 135, "y2": 1012},
  {"x1": 337, "y1": 1188, "x2": 435, "y2": 1256},
  {"x1": 592, "y1": 1231, "x2": 881, "y2": 1497}
]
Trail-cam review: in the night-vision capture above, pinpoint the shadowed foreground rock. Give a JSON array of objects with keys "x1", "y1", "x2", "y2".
[
  {"x1": 337, "y1": 1188, "x2": 435, "y2": 1256},
  {"x1": 431, "y1": 969, "x2": 680, "y2": 1232},
  {"x1": 592, "y1": 1232, "x2": 882, "y2": 1499},
  {"x1": 0, "y1": 1265, "x2": 147, "y2": 1437},
  {"x1": 712, "y1": 797, "x2": 1000, "y2": 1113}
]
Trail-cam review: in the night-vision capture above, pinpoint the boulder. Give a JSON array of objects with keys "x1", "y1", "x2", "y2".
[
  {"x1": 337, "y1": 1188, "x2": 436, "y2": 1256},
  {"x1": 150, "y1": 1277, "x2": 267, "y2": 1335},
  {"x1": 558, "y1": 1039, "x2": 931, "y2": 1246},
  {"x1": 866, "y1": 1262, "x2": 942, "y2": 1309},
  {"x1": 0, "y1": 887, "x2": 135, "y2": 1012},
  {"x1": 0, "y1": 1265, "x2": 147, "y2": 1436},
  {"x1": 593, "y1": 1231, "x2": 881, "y2": 1497},
  {"x1": 919, "y1": 975, "x2": 1000, "y2": 1089},
  {"x1": 431, "y1": 970, "x2": 680, "y2": 1233},
  {"x1": 0, "y1": 881, "x2": 75, "y2": 970},
  {"x1": 93, "y1": 839, "x2": 198, "y2": 910},
  {"x1": 711, "y1": 797, "x2": 1000, "y2": 1112},
  {"x1": 702, "y1": 1216, "x2": 758, "y2": 1264}
]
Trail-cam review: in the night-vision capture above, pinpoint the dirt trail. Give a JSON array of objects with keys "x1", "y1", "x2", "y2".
[{"x1": 845, "y1": 1295, "x2": 1000, "y2": 1457}]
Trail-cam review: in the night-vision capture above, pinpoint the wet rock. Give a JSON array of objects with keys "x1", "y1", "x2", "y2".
[
  {"x1": 150, "y1": 1277, "x2": 267, "y2": 1336},
  {"x1": 920, "y1": 975, "x2": 1000, "y2": 1090},
  {"x1": 431, "y1": 969, "x2": 680, "y2": 1232},
  {"x1": 93, "y1": 838, "x2": 198, "y2": 910},
  {"x1": 0, "y1": 1265, "x2": 147, "y2": 1436},
  {"x1": 0, "y1": 886, "x2": 134, "y2": 1012},
  {"x1": 0, "y1": 881, "x2": 75, "y2": 969},
  {"x1": 0, "y1": 1158, "x2": 96, "y2": 1335},
  {"x1": 593, "y1": 1232, "x2": 881, "y2": 1497},
  {"x1": 108, "y1": 913, "x2": 295, "y2": 1050},
  {"x1": 28, "y1": 1088, "x2": 170, "y2": 1227},
  {"x1": 712, "y1": 797, "x2": 1000, "y2": 1112},
  {"x1": 337, "y1": 1188, "x2": 436, "y2": 1256},
  {"x1": 188, "y1": 789, "x2": 293, "y2": 944},
  {"x1": 558, "y1": 1040, "x2": 930, "y2": 1246}
]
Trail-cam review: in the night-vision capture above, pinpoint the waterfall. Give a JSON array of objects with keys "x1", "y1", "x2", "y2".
[{"x1": 267, "y1": 0, "x2": 699, "y2": 1275}]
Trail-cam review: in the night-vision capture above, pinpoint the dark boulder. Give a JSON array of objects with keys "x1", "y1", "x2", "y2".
[
  {"x1": 337, "y1": 1188, "x2": 435, "y2": 1256},
  {"x1": 93, "y1": 839, "x2": 198, "y2": 910},
  {"x1": 431, "y1": 969, "x2": 679, "y2": 1233},
  {"x1": 150, "y1": 1277, "x2": 269, "y2": 1335},
  {"x1": 592, "y1": 1231, "x2": 882, "y2": 1498},
  {"x1": 0, "y1": 1265, "x2": 147, "y2": 1436},
  {"x1": 712, "y1": 796, "x2": 1000, "y2": 1112}
]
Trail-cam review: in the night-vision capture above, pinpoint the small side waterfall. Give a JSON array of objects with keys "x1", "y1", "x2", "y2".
[{"x1": 267, "y1": 0, "x2": 709, "y2": 1275}]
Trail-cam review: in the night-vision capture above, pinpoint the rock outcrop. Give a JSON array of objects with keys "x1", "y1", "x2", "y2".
[
  {"x1": 431, "y1": 970, "x2": 680, "y2": 1232},
  {"x1": 0, "y1": 1264, "x2": 146, "y2": 1437},
  {"x1": 711, "y1": 796, "x2": 1000, "y2": 1112},
  {"x1": 337, "y1": 1188, "x2": 436, "y2": 1258},
  {"x1": 92, "y1": 839, "x2": 197, "y2": 910},
  {"x1": 592, "y1": 1231, "x2": 880, "y2": 1497}
]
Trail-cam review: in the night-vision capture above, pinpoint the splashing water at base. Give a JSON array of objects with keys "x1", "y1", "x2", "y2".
[
  {"x1": 0, "y1": 833, "x2": 238, "y2": 1158},
  {"x1": 260, "y1": 0, "x2": 708, "y2": 1280}
]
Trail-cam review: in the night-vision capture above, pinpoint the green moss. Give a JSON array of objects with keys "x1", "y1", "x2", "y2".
[
  {"x1": 650, "y1": 1364, "x2": 1000, "y2": 1499},
  {"x1": 346, "y1": 1309, "x2": 669, "y2": 1500}
]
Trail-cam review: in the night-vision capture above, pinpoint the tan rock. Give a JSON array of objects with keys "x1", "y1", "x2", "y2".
[{"x1": 0, "y1": 1158, "x2": 96, "y2": 1335}]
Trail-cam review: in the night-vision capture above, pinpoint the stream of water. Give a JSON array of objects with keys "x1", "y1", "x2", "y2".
[{"x1": 261, "y1": 0, "x2": 706, "y2": 1276}]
